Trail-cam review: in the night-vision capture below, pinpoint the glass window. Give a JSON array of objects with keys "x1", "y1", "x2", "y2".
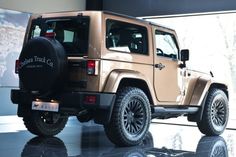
[
  {"x1": 106, "y1": 19, "x2": 148, "y2": 55},
  {"x1": 155, "y1": 30, "x2": 179, "y2": 59},
  {"x1": 29, "y1": 17, "x2": 90, "y2": 56}
]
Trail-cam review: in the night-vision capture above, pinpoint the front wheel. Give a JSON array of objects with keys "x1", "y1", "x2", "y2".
[
  {"x1": 197, "y1": 89, "x2": 229, "y2": 136},
  {"x1": 104, "y1": 87, "x2": 151, "y2": 146},
  {"x1": 23, "y1": 111, "x2": 68, "y2": 136}
]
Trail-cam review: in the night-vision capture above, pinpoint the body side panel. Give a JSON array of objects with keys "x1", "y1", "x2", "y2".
[{"x1": 103, "y1": 68, "x2": 157, "y2": 105}]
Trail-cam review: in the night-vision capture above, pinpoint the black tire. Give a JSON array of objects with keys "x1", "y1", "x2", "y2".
[
  {"x1": 197, "y1": 88, "x2": 229, "y2": 136},
  {"x1": 19, "y1": 37, "x2": 67, "y2": 95},
  {"x1": 104, "y1": 87, "x2": 151, "y2": 147},
  {"x1": 23, "y1": 111, "x2": 68, "y2": 136}
]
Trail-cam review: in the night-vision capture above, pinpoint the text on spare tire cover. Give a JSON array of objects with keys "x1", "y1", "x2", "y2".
[{"x1": 20, "y1": 56, "x2": 54, "y2": 69}]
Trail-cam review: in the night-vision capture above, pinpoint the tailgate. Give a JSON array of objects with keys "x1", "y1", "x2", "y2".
[{"x1": 67, "y1": 57, "x2": 100, "y2": 92}]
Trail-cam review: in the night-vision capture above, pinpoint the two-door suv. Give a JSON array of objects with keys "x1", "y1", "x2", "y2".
[{"x1": 11, "y1": 11, "x2": 229, "y2": 146}]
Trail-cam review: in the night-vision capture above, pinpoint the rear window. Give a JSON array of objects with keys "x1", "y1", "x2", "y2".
[
  {"x1": 29, "y1": 16, "x2": 90, "y2": 56},
  {"x1": 106, "y1": 19, "x2": 148, "y2": 55}
]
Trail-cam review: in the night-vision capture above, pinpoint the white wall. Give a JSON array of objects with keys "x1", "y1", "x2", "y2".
[{"x1": 0, "y1": 0, "x2": 86, "y2": 13}]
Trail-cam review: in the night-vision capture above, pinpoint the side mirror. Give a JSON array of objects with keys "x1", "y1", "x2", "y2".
[
  {"x1": 180, "y1": 49, "x2": 189, "y2": 62},
  {"x1": 179, "y1": 49, "x2": 189, "y2": 68}
]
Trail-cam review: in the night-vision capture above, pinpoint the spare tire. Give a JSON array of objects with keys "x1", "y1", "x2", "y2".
[{"x1": 19, "y1": 37, "x2": 67, "y2": 95}]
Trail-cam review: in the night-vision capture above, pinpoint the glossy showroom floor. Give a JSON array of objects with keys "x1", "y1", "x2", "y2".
[{"x1": 0, "y1": 116, "x2": 235, "y2": 157}]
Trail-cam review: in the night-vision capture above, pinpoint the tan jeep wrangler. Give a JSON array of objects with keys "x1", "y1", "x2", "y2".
[{"x1": 11, "y1": 11, "x2": 229, "y2": 146}]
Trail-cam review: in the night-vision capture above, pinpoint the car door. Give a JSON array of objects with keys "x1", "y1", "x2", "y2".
[{"x1": 154, "y1": 27, "x2": 183, "y2": 103}]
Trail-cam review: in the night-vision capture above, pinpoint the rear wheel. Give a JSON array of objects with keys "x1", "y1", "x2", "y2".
[
  {"x1": 197, "y1": 89, "x2": 229, "y2": 136},
  {"x1": 104, "y1": 87, "x2": 151, "y2": 146},
  {"x1": 23, "y1": 111, "x2": 68, "y2": 136}
]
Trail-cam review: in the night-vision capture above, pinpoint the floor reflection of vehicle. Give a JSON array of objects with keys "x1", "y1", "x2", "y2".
[
  {"x1": 21, "y1": 127, "x2": 228, "y2": 157},
  {"x1": 21, "y1": 137, "x2": 68, "y2": 157},
  {"x1": 195, "y1": 136, "x2": 228, "y2": 157}
]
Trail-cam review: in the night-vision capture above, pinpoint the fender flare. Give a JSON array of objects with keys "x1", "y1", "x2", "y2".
[
  {"x1": 103, "y1": 69, "x2": 156, "y2": 105},
  {"x1": 188, "y1": 77, "x2": 228, "y2": 122}
]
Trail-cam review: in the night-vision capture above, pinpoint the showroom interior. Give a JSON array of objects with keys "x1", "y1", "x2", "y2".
[{"x1": 0, "y1": 0, "x2": 236, "y2": 156}]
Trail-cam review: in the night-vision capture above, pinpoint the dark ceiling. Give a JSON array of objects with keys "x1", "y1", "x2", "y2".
[{"x1": 87, "y1": 0, "x2": 236, "y2": 17}]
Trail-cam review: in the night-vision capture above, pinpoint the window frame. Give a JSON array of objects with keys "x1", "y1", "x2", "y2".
[
  {"x1": 28, "y1": 16, "x2": 90, "y2": 57},
  {"x1": 155, "y1": 29, "x2": 180, "y2": 60},
  {"x1": 106, "y1": 19, "x2": 149, "y2": 55}
]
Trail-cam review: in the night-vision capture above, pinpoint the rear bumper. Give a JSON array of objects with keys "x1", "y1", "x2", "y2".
[{"x1": 11, "y1": 89, "x2": 116, "y2": 124}]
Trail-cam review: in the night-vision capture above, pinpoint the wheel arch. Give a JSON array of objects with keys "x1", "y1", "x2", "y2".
[
  {"x1": 117, "y1": 78, "x2": 154, "y2": 105},
  {"x1": 209, "y1": 83, "x2": 228, "y2": 98},
  {"x1": 189, "y1": 77, "x2": 228, "y2": 106},
  {"x1": 188, "y1": 80, "x2": 229, "y2": 122},
  {"x1": 103, "y1": 70, "x2": 155, "y2": 105}
]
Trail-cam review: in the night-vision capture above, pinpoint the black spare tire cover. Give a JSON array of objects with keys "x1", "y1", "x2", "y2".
[{"x1": 19, "y1": 37, "x2": 67, "y2": 95}]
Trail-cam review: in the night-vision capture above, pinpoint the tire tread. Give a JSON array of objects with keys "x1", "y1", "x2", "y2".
[
  {"x1": 23, "y1": 111, "x2": 68, "y2": 136},
  {"x1": 197, "y1": 88, "x2": 228, "y2": 136},
  {"x1": 104, "y1": 87, "x2": 151, "y2": 146}
]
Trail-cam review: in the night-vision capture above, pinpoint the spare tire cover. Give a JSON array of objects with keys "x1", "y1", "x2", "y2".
[{"x1": 19, "y1": 37, "x2": 67, "y2": 95}]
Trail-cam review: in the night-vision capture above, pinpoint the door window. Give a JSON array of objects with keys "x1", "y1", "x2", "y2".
[{"x1": 155, "y1": 30, "x2": 179, "y2": 59}]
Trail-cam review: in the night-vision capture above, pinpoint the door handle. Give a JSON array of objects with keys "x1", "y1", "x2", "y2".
[{"x1": 155, "y1": 63, "x2": 165, "y2": 70}]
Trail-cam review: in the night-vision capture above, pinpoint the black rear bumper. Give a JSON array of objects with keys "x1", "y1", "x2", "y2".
[{"x1": 11, "y1": 89, "x2": 116, "y2": 124}]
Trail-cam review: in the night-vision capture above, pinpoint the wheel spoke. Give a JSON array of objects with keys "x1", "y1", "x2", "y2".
[
  {"x1": 133, "y1": 123, "x2": 139, "y2": 132},
  {"x1": 215, "y1": 117, "x2": 220, "y2": 125},
  {"x1": 135, "y1": 118, "x2": 143, "y2": 124},
  {"x1": 212, "y1": 117, "x2": 217, "y2": 125},
  {"x1": 218, "y1": 116, "x2": 224, "y2": 125},
  {"x1": 133, "y1": 103, "x2": 141, "y2": 112},
  {"x1": 123, "y1": 99, "x2": 146, "y2": 135},
  {"x1": 130, "y1": 101, "x2": 135, "y2": 111},
  {"x1": 124, "y1": 108, "x2": 128, "y2": 115},
  {"x1": 127, "y1": 124, "x2": 131, "y2": 132},
  {"x1": 218, "y1": 114, "x2": 225, "y2": 120},
  {"x1": 130, "y1": 124, "x2": 135, "y2": 133},
  {"x1": 211, "y1": 97, "x2": 227, "y2": 127}
]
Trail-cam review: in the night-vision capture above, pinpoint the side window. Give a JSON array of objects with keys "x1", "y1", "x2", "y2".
[
  {"x1": 155, "y1": 30, "x2": 179, "y2": 59},
  {"x1": 106, "y1": 19, "x2": 148, "y2": 55}
]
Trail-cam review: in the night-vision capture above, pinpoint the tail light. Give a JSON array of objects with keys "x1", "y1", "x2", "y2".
[
  {"x1": 15, "y1": 60, "x2": 20, "y2": 74},
  {"x1": 83, "y1": 95, "x2": 97, "y2": 104},
  {"x1": 87, "y1": 60, "x2": 98, "y2": 75}
]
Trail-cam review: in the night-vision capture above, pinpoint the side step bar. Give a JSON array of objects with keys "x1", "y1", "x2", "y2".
[{"x1": 152, "y1": 106, "x2": 199, "y2": 119}]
